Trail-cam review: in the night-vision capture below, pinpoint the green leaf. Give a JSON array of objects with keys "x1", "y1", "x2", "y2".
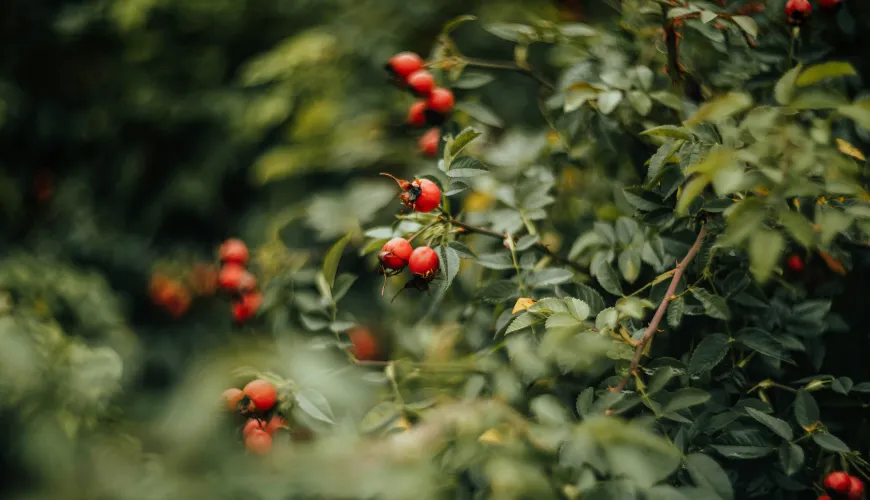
[
  {"x1": 691, "y1": 289, "x2": 731, "y2": 320},
  {"x1": 794, "y1": 389, "x2": 820, "y2": 430},
  {"x1": 447, "y1": 156, "x2": 488, "y2": 178},
  {"x1": 686, "y1": 453, "x2": 734, "y2": 500},
  {"x1": 564, "y1": 84, "x2": 600, "y2": 112},
  {"x1": 295, "y1": 389, "x2": 336, "y2": 425},
  {"x1": 663, "y1": 388, "x2": 711, "y2": 413},
  {"x1": 449, "y1": 128, "x2": 482, "y2": 156},
  {"x1": 685, "y1": 92, "x2": 753, "y2": 125},
  {"x1": 546, "y1": 313, "x2": 581, "y2": 329},
  {"x1": 453, "y1": 72, "x2": 495, "y2": 90},
  {"x1": 641, "y1": 125, "x2": 693, "y2": 141},
  {"x1": 838, "y1": 99, "x2": 870, "y2": 130},
  {"x1": 832, "y1": 377, "x2": 853, "y2": 395},
  {"x1": 560, "y1": 23, "x2": 598, "y2": 37},
  {"x1": 441, "y1": 14, "x2": 477, "y2": 35},
  {"x1": 710, "y1": 445, "x2": 775, "y2": 459},
  {"x1": 527, "y1": 268, "x2": 574, "y2": 287},
  {"x1": 436, "y1": 246, "x2": 461, "y2": 291},
  {"x1": 749, "y1": 229, "x2": 784, "y2": 283},
  {"x1": 575, "y1": 283, "x2": 605, "y2": 315},
  {"x1": 667, "y1": 296, "x2": 685, "y2": 328},
  {"x1": 506, "y1": 312, "x2": 542, "y2": 334},
  {"x1": 485, "y1": 22, "x2": 536, "y2": 42},
  {"x1": 628, "y1": 90, "x2": 652, "y2": 116},
  {"x1": 646, "y1": 140, "x2": 680, "y2": 185},
  {"x1": 359, "y1": 401, "x2": 402, "y2": 435},
  {"x1": 817, "y1": 209, "x2": 853, "y2": 247},
  {"x1": 779, "y1": 442, "x2": 804, "y2": 476},
  {"x1": 775, "y1": 64, "x2": 802, "y2": 105},
  {"x1": 597, "y1": 90, "x2": 623, "y2": 115},
  {"x1": 779, "y1": 210, "x2": 815, "y2": 248},
  {"x1": 565, "y1": 298, "x2": 591, "y2": 321},
  {"x1": 592, "y1": 259, "x2": 623, "y2": 296},
  {"x1": 617, "y1": 249, "x2": 641, "y2": 284},
  {"x1": 795, "y1": 62, "x2": 857, "y2": 87},
  {"x1": 623, "y1": 187, "x2": 665, "y2": 211},
  {"x1": 730, "y1": 15, "x2": 758, "y2": 38},
  {"x1": 812, "y1": 433, "x2": 850, "y2": 453},
  {"x1": 477, "y1": 252, "x2": 514, "y2": 270},
  {"x1": 676, "y1": 176, "x2": 709, "y2": 215},
  {"x1": 322, "y1": 233, "x2": 351, "y2": 289},
  {"x1": 736, "y1": 327, "x2": 789, "y2": 361},
  {"x1": 515, "y1": 234, "x2": 539, "y2": 251},
  {"x1": 479, "y1": 280, "x2": 518, "y2": 303},
  {"x1": 456, "y1": 101, "x2": 503, "y2": 127},
  {"x1": 745, "y1": 407, "x2": 793, "y2": 441},
  {"x1": 688, "y1": 333, "x2": 731, "y2": 375},
  {"x1": 595, "y1": 307, "x2": 619, "y2": 330}
]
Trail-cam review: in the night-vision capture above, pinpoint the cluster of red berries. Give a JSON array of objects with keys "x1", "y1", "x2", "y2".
[
  {"x1": 386, "y1": 51, "x2": 455, "y2": 157},
  {"x1": 378, "y1": 237, "x2": 440, "y2": 297},
  {"x1": 217, "y1": 239, "x2": 262, "y2": 323},
  {"x1": 820, "y1": 471, "x2": 865, "y2": 500},
  {"x1": 223, "y1": 379, "x2": 287, "y2": 455},
  {"x1": 786, "y1": 0, "x2": 842, "y2": 25},
  {"x1": 150, "y1": 262, "x2": 218, "y2": 318},
  {"x1": 787, "y1": 253, "x2": 805, "y2": 273}
]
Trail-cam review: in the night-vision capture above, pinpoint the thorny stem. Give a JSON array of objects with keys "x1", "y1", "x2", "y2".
[
  {"x1": 611, "y1": 225, "x2": 707, "y2": 393},
  {"x1": 457, "y1": 56, "x2": 556, "y2": 91},
  {"x1": 662, "y1": 5, "x2": 684, "y2": 92},
  {"x1": 443, "y1": 216, "x2": 586, "y2": 273}
]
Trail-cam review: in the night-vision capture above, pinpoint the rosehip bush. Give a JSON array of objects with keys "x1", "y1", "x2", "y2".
[{"x1": 4, "y1": 1, "x2": 870, "y2": 500}]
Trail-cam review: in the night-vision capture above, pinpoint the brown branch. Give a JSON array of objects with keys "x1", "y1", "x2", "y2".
[
  {"x1": 611, "y1": 225, "x2": 707, "y2": 393},
  {"x1": 662, "y1": 5, "x2": 684, "y2": 91},
  {"x1": 444, "y1": 217, "x2": 585, "y2": 273}
]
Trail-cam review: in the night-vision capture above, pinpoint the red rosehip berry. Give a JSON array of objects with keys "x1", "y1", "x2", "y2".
[
  {"x1": 348, "y1": 327, "x2": 379, "y2": 361},
  {"x1": 232, "y1": 291, "x2": 263, "y2": 323},
  {"x1": 419, "y1": 128, "x2": 440, "y2": 158},
  {"x1": 386, "y1": 52, "x2": 424, "y2": 80},
  {"x1": 264, "y1": 415, "x2": 289, "y2": 435},
  {"x1": 407, "y1": 100, "x2": 428, "y2": 127},
  {"x1": 242, "y1": 418, "x2": 266, "y2": 438},
  {"x1": 243, "y1": 379, "x2": 277, "y2": 411},
  {"x1": 818, "y1": 496, "x2": 831, "y2": 500},
  {"x1": 408, "y1": 246, "x2": 439, "y2": 280},
  {"x1": 787, "y1": 254, "x2": 804, "y2": 272},
  {"x1": 381, "y1": 174, "x2": 442, "y2": 212},
  {"x1": 379, "y1": 238, "x2": 413, "y2": 270},
  {"x1": 818, "y1": 0, "x2": 841, "y2": 9},
  {"x1": 407, "y1": 70, "x2": 435, "y2": 95},
  {"x1": 785, "y1": 0, "x2": 811, "y2": 25},
  {"x1": 825, "y1": 472, "x2": 852, "y2": 493},
  {"x1": 218, "y1": 238, "x2": 249, "y2": 265},
  {"x1": 223, "y1": 388, "x2": 244, "y2": 411},
  {"x1": 219, "y1": 263, "x2": 247, "y2": 291},
  {"x1": 848, "y1": 476, "x2": 865, "y2": 499},
  {"x1": 427, "y1": 88, "x2": 455, "y2": 114},
  {"x1": 244, "y1": 429, "x2": 272, "y2": 455},
  {"x1": 237, "y1": 271, "x2": 258, "y2": 293}
]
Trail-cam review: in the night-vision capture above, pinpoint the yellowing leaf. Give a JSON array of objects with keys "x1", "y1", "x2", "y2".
[
  {"x1": 835, "y1": 138, "x2": 866, "y2": 161},
  {"x1": 685, "y1": 92, "x2": 753, "y2": 125},
  {"x1": 796, "y1": 62, "x2": 857, "y2": 87},
  {"x1": 817, "y1": 251, "x2": 847, "y2": 276},
  {"x1": 512, "y1": 297, "x2": 536, "y2": 314},
  {"x1": 478, "y1": 428, "x2": 505, "y2": 445}
]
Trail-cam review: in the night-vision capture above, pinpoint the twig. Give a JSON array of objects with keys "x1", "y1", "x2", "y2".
[
  {"x1": 460, "y1": 57, "x2": 556, "y2": 91},
  {"x1": 444, "y1": 216, "x2": 585, "y2": 273},
  {"x1": 662, "y1": 5, "x2": 684, "y2": 92},
  {"x1": 611, "y1": 226, "x2": 707, "y2": 393}
]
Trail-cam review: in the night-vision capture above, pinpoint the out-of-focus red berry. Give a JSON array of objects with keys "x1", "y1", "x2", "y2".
[
  {"x1": 785, "y1": 0, "x2": 811, "y2": 25},
  {"x1": 244, "y1": 429, "x2": 272, "y2": 454},
  {"x1": 419, "y1": 128, "x2": 440, "y2": 157},
  {"x1": 407, "y1": 70, "x2": 435, "y2": 95},
  {"x1": 242, "y1": 418, "x2": 266, "y2": 438},
  {"x1": 265, "y1": 416, "x2": 290, "y2": 435},
  {"x1": 427, "y1": 88, "x2": 455, "y2": 114},
  {"x1": 407, "y1": 100, "x2": 428, "y2": 127},
  {"x1": 825, "y1": 472, "x2": 851, "y2": 493},
  {"x1": 848, "y1": 476, "x2": 865, "y2": 499},
  {"x1": 232, "y1": 291, "x2": 263, "y2": 323},
  {"x1": 349, "y1": 327, "x2": 379, "y2": 361},
  {"x1": 223, "y1": 388, "x2": 244, "y2": 411},
  {"x1": 787, "y1": 254, "x2": 804, "y2": 272},
  {"x1": 243, "y1": 379, "x2": 277, "y2": 411},
  {"x1": 219, "y1": 263, "x2": 247, "y2": 291},
  {"x1": 219, "y1": 239, "x2": 249, "y2": 265},
  {"x1": 387, "y1": 52, "x2": 424, "y2": 80}
]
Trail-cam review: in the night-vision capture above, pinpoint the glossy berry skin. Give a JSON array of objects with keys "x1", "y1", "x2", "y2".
[
  {"x1": 387, "y1": 52, "x2": 424, "y2": 80},
  {"x1": 244, "y1": 429, "x2": 272, "y2": 455},
  {"x1": 825, "y1": 472, "x2": 851, "y2": 493},
  {"x1": 785, "y1": 0, "x2": 811, "y2": 25},
  {"x1": 407, "y1": 100, "x2": 428, "y2": 127},
  {"x1": 407, "y1": 70, "x2": 435, "y2": 95},
  {"x1": 427, "y1": 88, "x2": 455, "y2": 114},
  {"x1": 242, "y1": 418, "x2": 266, "y2": 438},
  {"x1": 265, "y1": 415, "x2": 289, "y2": 435},
  {"x1": 243, "y1": 379, "x2": 277, "y2": 411},
  {"x1": 818, "y1": 0, "x2": 841, "y2": 8},
  {"x1": 223, "y1": 388, "x2": 244, "y2": 411},
  {"x1": 379, "y1": 238, "x2": 413, "y2": 270},
  {"x1": 848, "y1": 476, "x2": 865, "y2": 499},
  {"x1": 233, "y1": 292, "x2": 263, "y2": 323},
  {"x1": 787, "y1": 254, "x2": 804, "y2": 272},
  {"x1": 409, "y1": 246, "x2": 439, "y2": 280},
  {"x1": 410, "y1": 178, "x2": 441, "y2": 212},
  {"x1": 219, "y1": 238, "x2": 249, "y2": 265},
  {"x1": 219, "y1": 263, "x2": 247, "y2": 291},
  {"x1": 419, "y1": 128, "x2": 440, "y2": 158}
]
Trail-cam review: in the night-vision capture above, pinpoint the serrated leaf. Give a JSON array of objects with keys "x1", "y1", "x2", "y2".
[
  {"x1": 564, "y1": 298, "x2": 590, "y2": 321},
  {"x1": 515, "y1": 234, "x2": 539, "y2": 251},
  {"x1": 295, "y1": 389, "x2": 336, "y2": 424},
  {"x1": 796, "y1": 62, "x2": 857, "y2": 87},
  {"x1": 444, "y1": 180, "x2": 469, "y2": 196},
  {"x1": 745, "y1": 407, "x2": 793, "y2": 441},
  {"x1": 479, "y1": 280, "x2": 518, "y2": 303},
  {"x1": 623, "y1": 186, "x2": 665, "y2": 211},
  {"x1": 641, "y1": 125, "x2": 693, "y2": 141},
  {"x1": 618, "y1": 249, "x2": 641, "y2": 284},
  {"x1": 546, "y1": 313, "x2": 581, "y2": 329},
  {"x1": 436, "y1": 246, "x2": 461, "y2": 291},
  {"x1": 592, "y1": 259, "x2": 623, "y2": 296},
  {"x1": 736, "y1": 327, "x2": 789, "y2": 361},
  {"x1": 812, "y1": 433, "x2": 850, "y2": 453},
  {"x1": 575, "y1": 283, "x2": 605, "y2": 315},
  {"x1": 794, "y1": 389, "x2": 819, "y2": 430},
  {"x1": 646, "y1": 140, "x2": 680, "y2": 185},
  {"x1": 686, "y1": 453, "x2": 734, "y2": 500},
  {"x1": 664, "y1": 388, "x2": 711, "y2": 413},
  {"x1": 512, "y1": 297, "x2": 536, "y2": 314},
  {"x1": 322, "y1": 233, "x2": 351, "y2": 289},
  {"x1": 449, "y1": 127, "x2": 482, "y2": 156},
  {"x1": 448, "y1": 241, "x2": 477, "y2": 259},
  {"x1": 456, "y1": 101, "x2": 503, "y2": 127},
  {"x1": 688, "y1": 333, "x2": 730, "y2": 375},
  {"x1": 676, "y1": 176, "x2": 709, "y2": 215},
  {"x1": 685, "y1": 92, "x2": 752, "y2": 125},
  {"x1": 477, "y1": 252, "x2": 514, "y2": 270},
  {"x1": 527, "y1": 268, "x2": 574, "y2": 288},
  {"x1": 730, "y1": 15, "x2": 758, "y2": 37},
  {"x1": 667, "y1": 296, "x2": 685, "y2": 328},
  {"x1": 485, "y1": 22, "x2": 535, "y2": 42},
  {"x1": 779, "y1": 442, "x2": 804, "y2": 476},
  {"x1": 506, "y1": 312, "x2": 542, "y2": 334},
  {"x1": 447, "y1": 156, "x2": 488, "y2": 178},
  {"x1": 711, "y1": 445, "x2": 775, "y2": 459},
  {"x1": 691, "y1": 288, "x2": 731, "y2": 320}
]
